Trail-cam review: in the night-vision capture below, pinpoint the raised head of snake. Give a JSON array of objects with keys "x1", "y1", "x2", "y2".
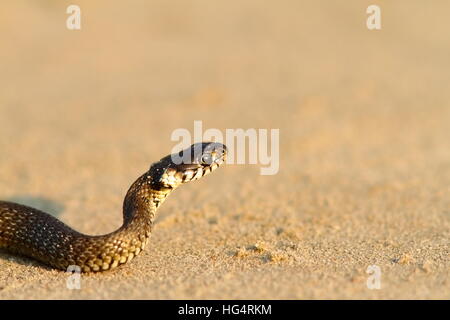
[
  {"x1": 150, "y1": 142, "x2": 227, "y2": 190},
  {"x1": 0, "y1": 142, "x2": 227, "y2": 272}
]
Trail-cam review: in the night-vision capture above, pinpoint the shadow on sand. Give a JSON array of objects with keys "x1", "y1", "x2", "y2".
[{"x1": 4, "y1": 195, "x2": 65, "y2": 217}]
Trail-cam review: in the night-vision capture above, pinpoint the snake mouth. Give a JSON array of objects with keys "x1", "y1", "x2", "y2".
[{"x1": 179, "y1": 156, "x2": 225, "y2": 182}]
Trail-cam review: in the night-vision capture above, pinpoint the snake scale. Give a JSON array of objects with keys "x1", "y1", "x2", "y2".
[{"x1": 0, "y1": 142, "x2": 226, "y2": 272}]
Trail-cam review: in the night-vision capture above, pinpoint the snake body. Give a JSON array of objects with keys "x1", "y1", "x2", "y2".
[{"x1": 0, "y1": 142, "x2": 226, "y2": 272}]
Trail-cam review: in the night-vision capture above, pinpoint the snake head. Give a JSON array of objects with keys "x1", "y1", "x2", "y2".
[{"x1": 150, "y1": 142, "x2": 227, "y2": 189}]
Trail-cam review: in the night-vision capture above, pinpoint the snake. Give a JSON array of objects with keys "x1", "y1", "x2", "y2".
[{"x1": 0, "y1": 142, "x2": 226, "y2": 272}]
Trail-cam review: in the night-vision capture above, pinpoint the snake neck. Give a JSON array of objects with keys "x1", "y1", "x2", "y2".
[
  {"x1": 122, "y1": 172, "x2": 172, "y2": 230},
  {"x1": 67, "y1": 172, "x2": 174, "y2": 272},
  {"x1": 0, "y1": 171, "x2": 175, "y2": 273}
]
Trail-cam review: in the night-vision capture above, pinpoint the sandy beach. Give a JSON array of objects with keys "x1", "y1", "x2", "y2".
[{"x1": 0, "y1": 1, "x2": 448, "y2": 299}]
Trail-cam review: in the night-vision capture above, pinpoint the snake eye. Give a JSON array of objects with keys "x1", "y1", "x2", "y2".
[{"x1": 200, "y1": 153, "x2": 213, "y2": 165}]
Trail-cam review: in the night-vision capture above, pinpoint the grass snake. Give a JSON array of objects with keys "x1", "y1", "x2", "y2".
[{"x1": 0, "y1": 142, "x2": 226, "y2": 272}]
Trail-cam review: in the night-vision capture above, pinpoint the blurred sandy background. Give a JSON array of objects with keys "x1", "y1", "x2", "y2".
[{"x1": 0, "y1": 0, "x2": 448, "y2": 299}]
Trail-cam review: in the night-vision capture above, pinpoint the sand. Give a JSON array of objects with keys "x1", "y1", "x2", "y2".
[{"x1": 0, "y1": 0, "x2": 448, "y2": 299}]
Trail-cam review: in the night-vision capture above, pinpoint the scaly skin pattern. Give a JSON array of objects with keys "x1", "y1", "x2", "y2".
[
  {"x1": 0, "y1": 142, "x2": 227, "y2": 273},
  {"x1": 0, "y1": 174, "x2": 169, "y2": 272}
]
